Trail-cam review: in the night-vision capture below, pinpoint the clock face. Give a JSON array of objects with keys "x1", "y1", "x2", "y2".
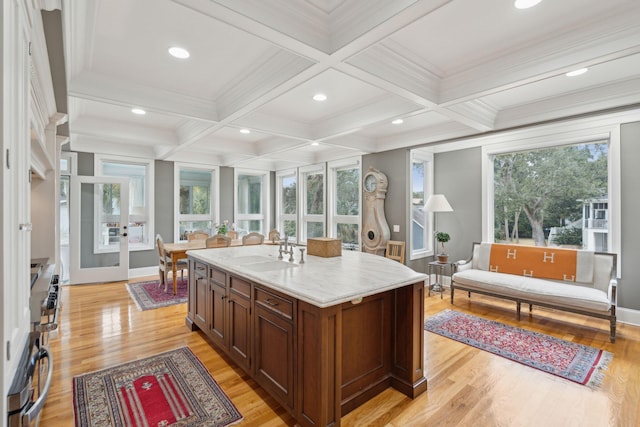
[{"x1": 364, "y1": 174, "x2": 377, "y2": 192}]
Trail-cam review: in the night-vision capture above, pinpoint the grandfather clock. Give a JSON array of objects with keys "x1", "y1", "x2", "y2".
[{"x1": 361, "y1": 167, "x2": 390, "y2": 255}]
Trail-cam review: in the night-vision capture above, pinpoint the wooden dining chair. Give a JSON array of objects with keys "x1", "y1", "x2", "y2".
[
  {"x1": 187, "y1": 230, "x2": 209, "y2": 241},
  {"x1": 242, "y1": 232, "x2": 265, "y2": 246},
  {"x1": 205, "y1": 234, "x2": 232, "y2": 248},
  {"x1": 385, "y1": 240, "x2": 406, "y2": 264},
  {"x1": 268, "y1": 229, "x2": 281, "y2": 243},
  {"x1": 156, "y1": 234, "x2": 188, "y2": 292}
]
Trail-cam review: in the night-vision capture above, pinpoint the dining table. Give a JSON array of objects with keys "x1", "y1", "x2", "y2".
[{"x1": 163, "y1": 239, "x2": 242, "y2": 294}]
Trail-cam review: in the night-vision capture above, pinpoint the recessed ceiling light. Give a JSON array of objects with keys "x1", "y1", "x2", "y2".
[
  {"x1": 514, "y1": 0, "x2": 542, "y2": 9},
  {"x1": 311, "y1": 142, "x2": 319, "y2": 146},
  {"x1": 239, "y1": 128, "x2": 251, "y2": 134},
  {"x1": 131, "y1": 108, "x2": 146, "y2": 115},
  {"x1": 392, "y1": 119, "x2": 404, "y2": 125},
  {"x1": 565, "y1": 68, "x2": 588, "y2": 77},
  {"x1": 313, "y1": 93, "x2": 327, "y2": 102},
  {"x1": 168, "y1": 46, "x2": 190, "y2": 59}
]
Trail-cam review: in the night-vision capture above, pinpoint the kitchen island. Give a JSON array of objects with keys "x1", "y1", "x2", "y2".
[{"x1": 186, "y1": 245, "x2": 428, "y2": 427}]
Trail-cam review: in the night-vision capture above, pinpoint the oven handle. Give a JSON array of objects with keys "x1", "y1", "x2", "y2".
[{"x1": 22, "y1": 347, "x2": 53, "y2": 425}]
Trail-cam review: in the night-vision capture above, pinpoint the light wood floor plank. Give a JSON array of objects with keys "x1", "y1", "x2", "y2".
[{"x1": 39, "y1": 277, "x2": 640, "y2": 426}]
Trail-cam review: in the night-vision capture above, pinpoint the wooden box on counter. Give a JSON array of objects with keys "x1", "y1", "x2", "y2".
[{"x1": 307, "y1": 237, "x2": 342, "y2": 257}]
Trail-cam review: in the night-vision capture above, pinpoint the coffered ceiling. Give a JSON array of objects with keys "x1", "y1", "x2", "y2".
[{"x1": 63, "y1": 0, "x2": 640, "y2": 170}]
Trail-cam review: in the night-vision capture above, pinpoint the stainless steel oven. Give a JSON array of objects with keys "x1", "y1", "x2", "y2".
[
  {"x1": 7, "y1": 260, "x2": 60, "y2": 426},
  {"x1": 6, "y1": 334, "x2": 52, "y2": 427}
]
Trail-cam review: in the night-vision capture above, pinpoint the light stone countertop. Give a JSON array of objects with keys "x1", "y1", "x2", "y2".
[{"x1": 187, "y1": 245, "x2": 427, "y2": 308}]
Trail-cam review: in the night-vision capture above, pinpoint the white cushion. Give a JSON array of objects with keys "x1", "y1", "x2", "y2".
[{"x1": 452, "y1": 269, "x2": 610, "y2": 313}]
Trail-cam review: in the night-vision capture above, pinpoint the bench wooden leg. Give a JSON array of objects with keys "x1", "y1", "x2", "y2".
[
  {"x1": 529, "y1": 304, "x2": 532, "y2": 312},
  {"x1": 516, "y1": 301, "x2": 521, "y2": 320},
  {"x1": 450, "y1": 286, "x2": 454, "y2": 304},
  {"x1": 610, "y1": 317, "x2": 616, "y2": 343}
]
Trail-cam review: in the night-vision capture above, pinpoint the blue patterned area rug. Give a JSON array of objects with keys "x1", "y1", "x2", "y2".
[{"x1": 425, "y1": 309, "x2": 612, "y2": 388}]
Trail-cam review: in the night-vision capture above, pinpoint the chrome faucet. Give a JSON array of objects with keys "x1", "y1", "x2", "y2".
[{"x1": 278, "y1": 235, "x2": 295, "y2": 262}]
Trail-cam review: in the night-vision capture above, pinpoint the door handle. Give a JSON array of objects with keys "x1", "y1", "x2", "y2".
[{"x1": 120, "y1": 233, "x2": 128, "y2": 237}]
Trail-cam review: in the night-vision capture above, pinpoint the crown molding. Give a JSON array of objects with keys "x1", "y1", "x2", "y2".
[
  {"x1": 441, "y1": 99, "x2": 498, "y2": 132},
  {"x1": 211, "y1": 0, "x2": 330, "y2": 53},
  {"x1": 441, "y1": 11, "x2": 640, "y2": 105},
  {"x1": 345, "y1": 43, "x2": 440, "y2": 104},
  {"x1": 495, "y1": 78, "x2": 640, "y2": 129},
  {"x1": 217, "y1": 50, "x2": 315, "y2": 120},
  {"x1": 70, "y1": 135, "x2": 158, "y2": 159},
  {"x1": 69, "y1": 72, "x2": 218, "y2": 122}
]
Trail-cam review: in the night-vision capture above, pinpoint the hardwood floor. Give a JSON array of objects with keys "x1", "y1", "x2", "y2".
[{"x1": 40, "y1": 277, "x2": 640, "y2": 426}]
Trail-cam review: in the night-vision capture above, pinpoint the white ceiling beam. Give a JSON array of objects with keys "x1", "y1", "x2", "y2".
[
  {"x1": 72, "y1": 117, "x2": 179, "y2": 146},
  {"x1": 69, "y1": 72, "x2": 218, "y2": 123}
]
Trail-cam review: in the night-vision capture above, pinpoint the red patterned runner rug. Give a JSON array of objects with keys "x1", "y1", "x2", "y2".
[
  {"x1": 425, "y1": 309, "x2": 612, "y2": 388},
  {"x1": 73, "y1": 347, "x2": 242, "y2": 426},
  {"x1": 125, "y1": 278, "x2": 188, "y2": 311}
]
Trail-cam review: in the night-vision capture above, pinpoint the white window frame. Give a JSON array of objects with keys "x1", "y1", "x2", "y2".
[
  {"x1": 174, "y1": 163, "x2": 219, "y2": 242},
  {"x1": 94, "y1": 154, "x2": 155, "y2": 251},
  {"x1": 327, "y1": 157, "x2": 361, "y2": 250},
  {"x1": 276, "y1": 168, "x2": 297, "y2": 240},
  {"x1": 60, "y1": 151, "x2": 77, "y2": 176},
  {"x1": 234, "y1": 168, "x2": 270, "y2": 235},
  {"x1": 481, "y1": 124, "x2": 621, "y2": 273},
  {"x1": 298, "y1": 163, "x2": 326, "y2": 244},
  {"x1": 409, "y1": 149, "x2": 434, "y2": 260}
]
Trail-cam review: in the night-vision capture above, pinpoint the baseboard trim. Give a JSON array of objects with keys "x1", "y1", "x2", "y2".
[
  {"x1": 129, "y1": 266, "x2": 158, "y2": 279},
  {"x1": 617, "y1": 307, "x2": 640, "y2": 327}
]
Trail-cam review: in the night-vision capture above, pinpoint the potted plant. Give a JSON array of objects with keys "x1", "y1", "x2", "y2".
[{"x1": 435, "y1": 231, "x2": 450, "y2": 263}]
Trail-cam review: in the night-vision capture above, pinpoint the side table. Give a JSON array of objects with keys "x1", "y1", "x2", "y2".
[{"x1": 427, "y1": 260, "x2": 457, "y2": 299}]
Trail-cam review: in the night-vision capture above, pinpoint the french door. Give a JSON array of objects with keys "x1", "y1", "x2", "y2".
[{"x1": 69, "y1": 176, "x2": 129, "y2": 284}]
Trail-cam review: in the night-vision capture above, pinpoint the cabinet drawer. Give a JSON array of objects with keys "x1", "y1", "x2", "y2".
[
  {"x1": 255, "y1": 287, "x2": 293, "y2": 321},
  {"x1": 229, "y1": 276, "x2": 251, "y2": 299},
  {"x1": 193, "y1": 261, "x2": 208, "y2": 277},
  {"x1": 209, "y1": 266, "x2": 226, "y2": 286}
]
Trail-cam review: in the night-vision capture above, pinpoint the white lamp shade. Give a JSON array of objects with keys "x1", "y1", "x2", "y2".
[{"x1": 424, "y1": 194, "x2": 453, "y2": 213}]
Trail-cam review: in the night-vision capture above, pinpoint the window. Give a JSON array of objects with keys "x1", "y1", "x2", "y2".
[
  {"x1": 481, "y1": 120, "x2": 622, "y2": 259},
  {"x1": 175, "y1": 164, "x2": 218, "y2": 241},
  {"x1": 276, "y1": 169, "x2": 297, "y2": 240},
  {"x1": 235, "y1": 169, "x2": 270, "y2": 236},
  {"x1": 299, "y1": 164, "x2": 325, "y2": 243},
  {"x1": 95, "y1": 155, "x2": 154, "y2": 251},
  {"x1": 491, "y1": 142, "x2": 608, "y2": 250},
  {"x1": 409, "y1": 150, "x2": 434, "y2": 260},
  {"x1": 327, "y1": 158, "x2": 361, "y2": 249}
]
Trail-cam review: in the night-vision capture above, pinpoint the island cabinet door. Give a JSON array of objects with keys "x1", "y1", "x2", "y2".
[
  {"x1": 193, "y1": 260, "x2": 210, "y2": 331},
  {"x1": 208, "y1": 267, "x2": 228, "y2": 349},
  {"x1": 228, "y1": 276, "x2": 252, "y2": 372},
  {"x1": 253, "y1": 287, "x2": 296, "y2": 412}
]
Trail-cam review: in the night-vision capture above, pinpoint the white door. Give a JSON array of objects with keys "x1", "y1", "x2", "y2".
[{"x1": 69, "y1": 176, "x2": 129, "y2": 284}]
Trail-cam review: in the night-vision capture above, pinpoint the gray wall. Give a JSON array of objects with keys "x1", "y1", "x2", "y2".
[
  {"x1": 435, "y1": 147, "x2": 483, "y2": 264},
  {"x1": 219, "y1": 166, "x2": 234, "y2": 224},
  {"x1": 620, "y1": 122, "x2": 640, "y2": 310}
]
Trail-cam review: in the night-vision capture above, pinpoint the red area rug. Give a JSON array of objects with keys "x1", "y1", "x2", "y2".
[
  {"x1": 73, "y1": 347, "x2": 242, "y2": 426},
  {"x1": 126, "y1": 278, "x2": 187, "y2": 311},
  {"x1": 425, "y1": 309, "x2": 612, "y2": 388}
]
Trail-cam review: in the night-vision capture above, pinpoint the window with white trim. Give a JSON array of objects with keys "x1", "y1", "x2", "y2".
[
  {"x1": 175, "y1": 164, "x2": 218, "y2": 241},
  {"x1": 327, "y1": 158, "x2": 361, "y2": 250},
  {"x1": 482, "y1": 126, "x2": 620, "y2": 261},
  {"x1": 299, "y1": 164, "x2": 325, "y2": 243},
  {"x1": 235, "y1": 169, "x2": 270, "y2": 236},
  {"x1": 409, "y1": 150, "x2": 434, "y2": 260},
  {"x1": 276, "y1": 169, "x2": 297, "y2": 240},
  {"x1": 94, "y1": 154, "x2": 154, "y2": 251}
]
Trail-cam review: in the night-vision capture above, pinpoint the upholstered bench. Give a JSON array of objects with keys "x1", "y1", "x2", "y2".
[{"x1": 451, "y1": 242, "x2": 618, "y2": 342}]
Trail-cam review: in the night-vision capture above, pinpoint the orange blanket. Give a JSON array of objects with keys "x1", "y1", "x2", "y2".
[{"x1": 489, "y1": 244, "x2": 578, "y2": 282}]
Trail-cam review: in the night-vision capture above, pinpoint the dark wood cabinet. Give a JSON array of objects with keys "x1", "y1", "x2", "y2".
[
  {"x1": 192, "y1": 260, "x2": 209, "y2": 331},
  {"x1": 254, "y1": 286, "x2": 295, "y2": 411},
  {"x1": 209, "y1": 268, "x2": 227, "y2": 349},
  {"x1": 186, "y1": 254, "x2": 426, "y2": 427},
  {"x1": 228, "y1": 276, "x2": 252, "y2": 371}
]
